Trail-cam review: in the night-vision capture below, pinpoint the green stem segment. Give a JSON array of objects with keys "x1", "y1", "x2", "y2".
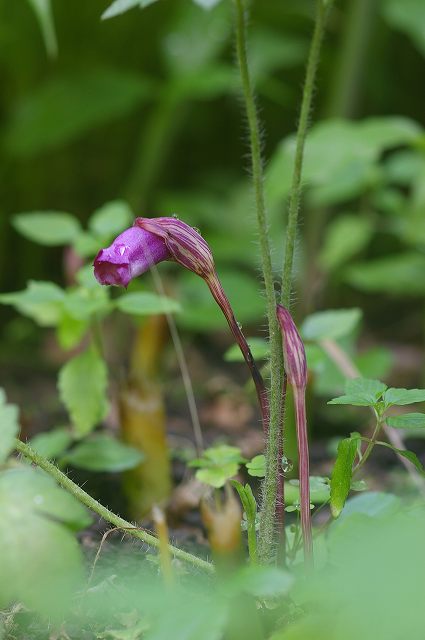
[
  {"x1": 281, "y1": 0, "x2": 331, "y2": 307},
  {"x1": 234, "y1": 0, "x2": 284, "y2": 564},
  {"x1": 15, "y1": 439, "x2": 214, "y2": 575}
]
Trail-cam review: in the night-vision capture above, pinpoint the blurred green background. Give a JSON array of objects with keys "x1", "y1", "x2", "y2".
[{"x1": 1, "y1": 0, "x2": 425, "y2": 367}]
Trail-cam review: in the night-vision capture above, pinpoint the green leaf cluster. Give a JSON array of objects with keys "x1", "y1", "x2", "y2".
[{"x1": 189, "y1": 444, "x2": 246, "y2": 488}]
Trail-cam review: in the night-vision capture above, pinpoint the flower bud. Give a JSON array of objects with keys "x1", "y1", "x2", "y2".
[
  {"x1": 94, "y1": 225, "x2": 170, "y2": 287},
  {"x1": 276, "y1": 304, "x2": 307, "y2": 390}
]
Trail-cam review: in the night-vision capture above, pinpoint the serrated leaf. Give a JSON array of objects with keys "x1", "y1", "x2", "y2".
[
  {"x1": 246, "y1": 454, "x2": 266, "y2": 478},
  {"x1": 0, "y1": 466, "x2": 87, "y2": 617},
  {"x1": 58, "y1": 347, "x2": 109, "y2": 437},
  {"x1": 28, "y1": 427, "x2": 73, "y2": 459},
  {"x1": 384, "y1": 388, "x2": 425, "y2": 406},
  {"x1": 386, "y1": 413, "x2": 425, "y2": 428},
  {"x1": 301, "y1": 308, "x2": 362, "y2": 341},
  {"x1": 88, "y1": 200, "x2": 134, "y2": 239},
  {"x1": 191, "y1": 445, "x2": 244, "y2": 488},
  {"x1": 62, "y1": 434, "x2": 144, "y2": 472},
  {"x1": 329, "y1": 378, "x2": 387, "y2": 407},
  {"x1": 5, "y1": 69, "x2": 152, "y2": 156},
  {"x1": 195, "y1": 463, "x2": 239, "y2": 488},
  {"x1": 330, "y1": 437, "x2": 359, "y2": 518},
  {"x1": 0, "y1": 391, "x2": 20, "y2": 463},
  {"x1": 115, "y1": 291, "x2": 181, "y2": 316},
  {"x1": 0, "y1": 281, "x2": 65, "y2": 326}
]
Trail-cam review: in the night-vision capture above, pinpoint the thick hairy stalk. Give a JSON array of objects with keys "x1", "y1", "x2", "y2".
[
  {"x1": 15, "y1": 439, "x2": 214, "y2": 574},
  {"x1": 234, "y1": 0, "x2": 284, "y2": 565}
]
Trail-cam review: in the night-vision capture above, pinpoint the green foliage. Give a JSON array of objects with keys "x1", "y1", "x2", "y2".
[
  {"x1": 88, "y1": 201, "x2": 134, "y2": 239},
  {"x1": 224, "y1": 337, "x2": 269, "y2": 362},
  {"x1": 301, "y1": 308, "x2": 362, "y2": 341},
  {"x1": 246, "y1": 454, "x2": 266, "y2": 477},
  {"x1": 29, "y1": 427, "x2": 73, "y2": 459},
  {"x1": 382, "y1": 0, "x2": 425, "y2": 56},
  {"x1": 0, "y1": 281, "x2": 65, "y2": 326},
  {"x1": 189, "y1": 444, "x2": 245, "y2": 488},
  {"x1": 62, "y1": 433, "x2": 144, "y2": 472},
  {"x1": 58, "y1": 346, "x2": 109, "y2": 437},
  {"x1": 5, "y1": 69, "x2": 152, "y2": 156},
  {"x1": 386, "y1": 413, "x2": 425, "y2": 428},
  {"x1": 231, "y1": 480, "x2": 258, "y2": 562},
  {"x1": 0, "y1": 466, "x2": 88, "y2": 618},
  {"x1": 115, "y1": 291, "x2": 181, "y2": 315},
  {"x1": 26, "y1": 0, "x2": 57, "y2": 57},
  {"x1": 286, "y1": 476, "x2": 330, "y2": 508},
  {"x1": 0, "y1": 389, "x2": 20, "y2": 464},
  {"x1": 319, "y1": 214, "x2": 373, "y2": 272},
  {"x1": 344, "y1": 253, "x2": 425, "y2": 295},
  {"x1": 330, "y1": 436, "x2": 359, "y2": 518},
  {"x1": 328, "y1": 377, "x2": 388, "y2": 407},
  {"x1": 12, "y1": 211, "x2": 81, "y2": 246}
]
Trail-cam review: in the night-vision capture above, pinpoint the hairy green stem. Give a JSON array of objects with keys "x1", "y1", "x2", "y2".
[
  {"x1": 15, "y1": 439, "x2": 214, "y2": 574},
  {"x1": 281, "y1": 0, "x2": 331, "y2": 308},
  {"x1": 353, "y1": 415, "x2": 382, "y2": 473},
  {"x1": 234, "y1": 0, "x2": 284, "y2": 564}
]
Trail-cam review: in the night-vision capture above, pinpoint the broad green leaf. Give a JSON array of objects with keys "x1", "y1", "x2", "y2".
[
  {"x1": 328, "y1": 378, "x2": 387, "y2": 407},
  {"x1": 74, "y1": 231, "x2": 103, "y2": 258},
  {"x1": 382, "y1": 0, "x2": 425, "y2": 57},
  {"x1": 267, "y1": 117, "x2": 422, "y2": 205},
  {"x1": 224, "y1": 338, "x2": 269, "y2": 362},
  {"x1": 115, "y1": 291, "x2": 181, "y2": 316},
  {"x1": 0, "y1": 390, "x2": 19, "y2": 463},
  {"x1": 335, "y1": 491, "x2": 402, "y2": 522},
  {"x1": 58, "y1": 347, "x2": 109, "y2": 437},
  {"x1": 0, "y1": 466, "x2": 87, "y2": 617},
  {"x1": 88, "y1": 200, "x2": 134, "y2": 239},
  {"x1": 330, "y1": 437, "x2": 359, "y2": 517},
  {"x1": 26, "y1": 0, "x2": 57, "y2": 57},
  {"x1": 246, "y1": 454, "x2": 266, "y2": 478},
  {"x1": 319, "y1": 215, "x2": 373, "y2": 271},
  {"x1": 5, "y1": 69, "x2": 152, "y2": 156},
  {"x1": 62, "y1": 434, "x2": 144, "y2": 472},
  {"x1": 56, "y1": 313, "x2": 89, "y2": 350},
  {"x1": 13, "y1": 211, "x2": 81, "y2": 246},
  {"x1": 193, "y1": 0, "x2": 223, "y2": 8},
  {"x1": 62, "y1": 286, "x2": 111, "y2": 321},
  {"x1": 285, "y1": 476, "x2": 330, "y2": 506},
  {"x1": 0, "y1": 281, "x2": 65, "y2": 326},
  {"x1": 28, "y1": 427, "x2": 73, "y2": 459},
  {"x1": 344, "y1": 253, "x2": 425, "y2": 295},
  {"x1": 301, "y1": 308, "x2": 362, "y2": 341},
  {"x1": 386, "y1": 413, "x2": 425, "y2": 429},
  {"x1": 384, "y1": 388, "x2": 425, "y2": 406},
  {"x1": 228, "y1": 565, "x2": 293, "y2": 599},
  {"x1": 195, "y1": 464, "x2": 239, "y2": 488}
]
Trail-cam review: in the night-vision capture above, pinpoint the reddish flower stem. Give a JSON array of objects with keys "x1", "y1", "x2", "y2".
[{"x1": 293, "y1": 386, "x2": 313, "y2": 566}]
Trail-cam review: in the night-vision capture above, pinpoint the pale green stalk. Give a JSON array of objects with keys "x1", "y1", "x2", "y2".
[
  {"x1": 15, "y1": 439, "x2": 214, "y2": 574},
  {"x1": 234, "y1": 0, "x2": 284, "y2": 564}
]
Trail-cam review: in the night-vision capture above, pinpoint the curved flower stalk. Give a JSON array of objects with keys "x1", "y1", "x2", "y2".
[
  {"x1": 276, "y1": 304, "x2": 312, "y2": 565},
  {"x1": 94, "y1": 217, "x2": 269, "y2": 432}
]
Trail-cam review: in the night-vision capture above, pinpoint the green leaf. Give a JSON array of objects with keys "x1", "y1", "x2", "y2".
[
  {"x1": 335, "y1": 491, "x2": 401, "y2": 522},
  {"x1": 56, "y1": 313, "x2": 89, "y2": 351},
  {"x1": 88, "y1": 200, "x2": 134, "y2": 239},
  {"x1": 5, "y1": 69, "x2": 153, "y2": 156},
  {"x1": 266, "y1": 116, "x2": 422, "y2": 205},
  {"x1": 26, "y1": 0, "x2": 57, "y2": 57},
  {"x1": 328, "y1": 378, "x2": 387, "y2": 407},
  {"x1": 224, "y1": 338, "x2": 269, "y2": 362},
  {"x1": 58, "y1": 347, "x2": 109, "y2": 437},
  {"x1": 386, "y1": 413, "x2": 425, "y2": 429},
  {"x1": 330, "y1": 437, "x2": 359, "y2": 518},
  {"x1": 319, "y1": 215, "x2": 373, "y2": 271},
  {"x1": 0, "y1": 281, "x2": 65, "y2": 326},
  {"x1": 102, "y1": 0, "x2": 146, "y2": 20},
  {"x1": 246, "y1": 454, "x2": 266, "y2": 478},
  {"x1": 382, "y1": 0, "x2": 425, "y2": 57},
  {"x1": 28, "y1": 427, "x2": 73, "y2": 459},
  {"x1": 229, "y1": 565, "x2": 293, "y2": 599},
  {"x1": 193, "y1": 0, "x2": 223, "y2": 8},
  {"x1": 374, "y1": 441, "x2": 425, "y2": 474},
  {"x1": 190, "y1": 444, "x2": 245, "y2": 488},
  {"x1": 231, "y1": 480, "x2": 257, "y2": 525},
  {"x1": 0, "y1": 390, "x2": 20, "y2": 463},
  {"x1": 12, "y1": 211, "x2": 81, "y2": 247},
  {"x1": 285, "y1": 476, "x2": 330, "y2": 506},
  {"x1": 0, "y1": 466, "x2": 87, "y2": 617},
  {"x1": 115, "y1": 291, "x2": 181, "y2": 316},
  {"x1": 62, "y1": 434, "x2": 144, "y2": 472},
  {"x1": 344, "y1": 253, "x2": 425, "y2": 296},
  {"x1": 384, "y1": 388, "x2": 425, "y2": 406},
  {"x1": 301, "y1": 308, "x2": 362, "y2": 341}
]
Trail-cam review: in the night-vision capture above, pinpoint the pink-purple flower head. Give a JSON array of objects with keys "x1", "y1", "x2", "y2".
[
  {"x1": 94, "y1": 216, "x2": 215, "y2": 287},
  {"x1": 276, "y1": 304, "x2": 307, "y2": 390}
]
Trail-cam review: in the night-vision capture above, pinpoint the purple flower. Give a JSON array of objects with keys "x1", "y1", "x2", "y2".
[
  {"x1": 94, "y1": 216, "x2": 268, "y2": 432},
  {"x1": 94, "y1": 226, "x2": 170, "y2": 287},
  {"x1": 276, "y1": 304, "x2": 312, "y2": 565}
]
